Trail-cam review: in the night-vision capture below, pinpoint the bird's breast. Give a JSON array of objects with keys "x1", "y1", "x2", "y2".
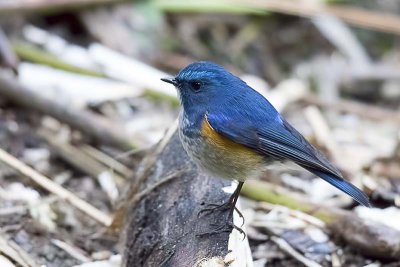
[{"x1": 179, "y1": 113, "x2": 265, "y2": 181}]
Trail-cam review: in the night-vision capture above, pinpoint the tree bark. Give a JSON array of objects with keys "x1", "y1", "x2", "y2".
[{"x1": 122, "y1": 126, "x2": 252, "y2": 267}]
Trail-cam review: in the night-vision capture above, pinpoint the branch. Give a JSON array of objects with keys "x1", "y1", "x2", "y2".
[
  {"x1": 0, "y1": 73, "x2": 136, "y2": 150},
  {"x1": 0, "y1": 235, "x2": 39, "y2": 267},
  {"x1": 0, "y1": 149, "x2": 113, "y2": 226},
  {"x1": 241, "y1": 180, "x2": 400, "y2": 260}
]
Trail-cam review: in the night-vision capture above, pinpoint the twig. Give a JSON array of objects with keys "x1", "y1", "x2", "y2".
[
  {"x1": 51, "y1": 239, "x2": 91, "y2": 263},
  {"x1": 303, "y1": 106, "x2": 341, "y2": 163},
  {"x1": 0, "y1": 235, "x2": 39, "y2": 267},
  {"x1": 38, "y1": 128, "x2": 126, "y2": 184},
  {"x1": 0, "y1": 149, "x2": 113, "y2": 226},
  {"x1": 0, "y1": 255, "x2": 16, "y2": 267},
  {"x1": 270, "y1": 236, "x2": 323, "y2": 267},
  {"x1": 0, "y1": 73, "x2": 136, "y2": 150},
  {"x1": 80, "y1": 145, "x2": 133, "y2": 178},
  {"x1": 241, "y1": 180, "x2": 400, "y2": 260}
]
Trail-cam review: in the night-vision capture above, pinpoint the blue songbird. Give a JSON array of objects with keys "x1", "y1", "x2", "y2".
[{"x1": 161, "y1": 61, "x2": 370, "y2": 232}]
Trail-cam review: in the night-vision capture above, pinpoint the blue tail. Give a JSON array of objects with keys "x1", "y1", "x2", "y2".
[{"x1": 307, "y1": 169, "x2": 371, "y2": 207}]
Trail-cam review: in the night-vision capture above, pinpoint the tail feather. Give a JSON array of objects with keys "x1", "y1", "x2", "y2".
[{"x1": 307, "y1": 168, "x2": 371, "y2": 207}]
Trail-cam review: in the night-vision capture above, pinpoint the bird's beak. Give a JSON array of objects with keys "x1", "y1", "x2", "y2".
[{"x1": 161, "y1": 77, "x2": 177, "y2": 86}]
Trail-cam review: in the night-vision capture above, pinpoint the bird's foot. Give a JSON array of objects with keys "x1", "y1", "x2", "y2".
[
  {"x1": 197, "y1": 201, "x2": 231, "y2": 217},
  {"x1": 198, "y1": 202, "x2": 245, "y2": 226},
  {"x1": 196, "y1": 221, "x2": 246, "y2": 239}
]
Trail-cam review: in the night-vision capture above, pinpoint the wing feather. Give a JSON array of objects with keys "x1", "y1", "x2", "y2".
[
  {"x1": 207, "y1": 112, "x2": 370, "y2": 207},
  {"x1": 207, "y1": 113, "x2": 341, "y2": 177}
]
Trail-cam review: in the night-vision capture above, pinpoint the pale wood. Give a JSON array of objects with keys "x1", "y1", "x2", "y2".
[
  {"x1": 0, "y1": 73, "x2": 135, "y2": 150},
  {"x1": 0, "y1": 149, "x2": 113, "y2": 226},
  {"x1": 0, "y1": 235, "x2": 39, "y2": 267}
]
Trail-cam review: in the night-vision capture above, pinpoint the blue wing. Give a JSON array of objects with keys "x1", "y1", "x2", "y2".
[{"x1": 207, "y1": 95, "x2": 370, "y2": 207}]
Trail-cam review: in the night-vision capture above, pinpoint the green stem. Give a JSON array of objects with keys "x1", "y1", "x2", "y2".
[{"x1": 14, "y1": 43, "x2": 105, "y2": 78}]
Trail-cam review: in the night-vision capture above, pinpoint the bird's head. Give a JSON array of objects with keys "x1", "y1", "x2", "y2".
[{"x1": 161, "y1": 61, "x2": 246, "y2": 111}]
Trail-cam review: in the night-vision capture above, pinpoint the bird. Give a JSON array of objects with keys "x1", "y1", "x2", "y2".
[{"x1": 161, "y1": 61, "x2": 370, "y2": 232}]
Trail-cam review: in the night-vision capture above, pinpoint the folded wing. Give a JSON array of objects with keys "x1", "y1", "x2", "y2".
[{"x1": 207, "y1": 112, "x2": 370, "y2": 207}]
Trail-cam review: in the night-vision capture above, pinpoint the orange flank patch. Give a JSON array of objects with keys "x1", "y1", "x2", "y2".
[{"x1": 201, "y1": 115, "x2": 259, "y2": 158}]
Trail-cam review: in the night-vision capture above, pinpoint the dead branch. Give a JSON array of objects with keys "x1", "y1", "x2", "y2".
[
  {"x1": 304, "y1": 105, "x2": 362, "y2": 181},
  {"x1": 241, "y1": 180, "x2": 400, "y2": 260},
  {"x1": 0, "y1": 235, "x2": 39, "y2": 267},
  {"x1": 50, "y1": 239, "x2": 91, "y2": 263},
  {"x1": 0, "y1": 73, "x2": 136, "y2": 150},
  {"x1": 122, "y1": 128, "x2": 252, "y2": 267},
  {"x1": 0, "y1": 149, "x2": 113, "y2": 226},
  {"x1": 270, "y1": 236, "x2": 323, "y2": 267},
  {"x1": 38, "y1": 128, "x2": 126, "y2": 184},
  {"x1": 80, "y1": 145, "x2": 133, "y2": 178}
]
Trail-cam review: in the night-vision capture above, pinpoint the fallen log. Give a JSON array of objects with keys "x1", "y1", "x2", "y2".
[
  {"x1": 0, "y1": 73, "x2": 136, "y2": 150},
  {"x1": 121, "y1": 125, "x2": 252, "y2": 267}
]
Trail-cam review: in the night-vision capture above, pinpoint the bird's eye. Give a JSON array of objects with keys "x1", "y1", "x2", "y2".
[{"x1": 190, "y1": 80, "x2": 202, "y2": 91}]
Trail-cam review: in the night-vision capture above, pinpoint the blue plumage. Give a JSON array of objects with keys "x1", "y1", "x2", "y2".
[
  {"x1": 306, "y1": 169, "x2": 370, "y2": 207},
  {"x1": 161, "y1": 61, "x2": 370, "y2": 207}
]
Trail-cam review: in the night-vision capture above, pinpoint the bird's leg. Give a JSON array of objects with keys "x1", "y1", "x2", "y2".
[
  {"x1": 198, "y1": 182, "x2": 244, "y2": 216},
  {"x1": 197, "y1": 182, "x2": 246, "y2": 237}
]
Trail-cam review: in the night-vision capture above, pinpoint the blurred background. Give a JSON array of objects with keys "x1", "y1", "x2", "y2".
[{"x1": 0, "y1": 0, "x2": 400, "y2": 266}]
